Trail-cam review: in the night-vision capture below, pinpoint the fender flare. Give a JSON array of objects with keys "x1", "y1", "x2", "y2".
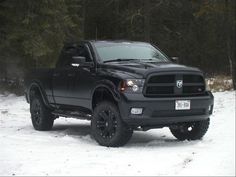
[
  {"x1": 28, "y1": 81, "x2": 51, "y2": 108},
  {"x1": 91, "y1": 79, "x2": 121, "y2": 103}
]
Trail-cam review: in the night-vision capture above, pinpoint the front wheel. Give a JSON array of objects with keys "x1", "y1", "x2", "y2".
[
  {"x1": 91, "y1": 101, "x2": 133, "y2": 147},
  {"x1": 169, "y1": 119, "x2": 210, "y2": 141}
]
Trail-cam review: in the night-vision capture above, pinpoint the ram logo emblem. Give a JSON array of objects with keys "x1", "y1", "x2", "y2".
[{"x1": 176, "y1": 80, "x2": 183, "y2": 88}]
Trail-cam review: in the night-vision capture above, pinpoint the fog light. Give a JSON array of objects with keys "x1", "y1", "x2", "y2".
[{"x1": 131, "y1": 108, "x2": 143, "y2": 115}]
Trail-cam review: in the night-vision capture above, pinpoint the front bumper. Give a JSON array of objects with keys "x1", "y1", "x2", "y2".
[{"x1": 118, "y1": 91, "x2": 214, "y2": 127}]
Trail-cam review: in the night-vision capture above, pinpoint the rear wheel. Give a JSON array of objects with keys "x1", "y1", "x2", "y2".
[
  {"x1": 169, "y1": 119, "x2": 210, "y2": 141},
  {"x1": 91, "y1": 101, "x2": 133, "y2": 147},
  {"x1": 30, "y1": 94, "x2": 54, "y2": 131}
]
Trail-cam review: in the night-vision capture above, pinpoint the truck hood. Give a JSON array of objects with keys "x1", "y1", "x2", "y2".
[{"x1": 99, "y1": 61, "x2": 202, "y2": 79}]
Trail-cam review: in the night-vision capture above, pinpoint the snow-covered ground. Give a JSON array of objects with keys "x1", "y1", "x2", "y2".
[{"x1": 0, "y1": 91, "x2": 235, "y2": 176}]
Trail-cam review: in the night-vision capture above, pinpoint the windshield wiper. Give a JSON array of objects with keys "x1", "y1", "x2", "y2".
[
  {"x1": 103, "y1": 58, "x2": 141, "y2": 63},
  {"x1": 140, "y1": 58, "x2": 168, "y2": 63}
]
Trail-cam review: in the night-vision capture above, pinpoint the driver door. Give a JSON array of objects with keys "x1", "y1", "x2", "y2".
[{"x1": 66, "y1": 44, "x2": 96, "y2": 110}]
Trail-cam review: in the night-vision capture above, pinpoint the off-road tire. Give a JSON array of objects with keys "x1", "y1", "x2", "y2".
[
  {"x1": 30, "y1": 94, "x2": 54, "y2": 131},
  {"x1": 91, "y1": 101, "x2": 133, "y2": 147},
  {"x1": 169, "y1": 119, "x2": 210, "y2": 141}
]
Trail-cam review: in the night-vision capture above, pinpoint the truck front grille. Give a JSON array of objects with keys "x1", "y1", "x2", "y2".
[{"x1": 144, "y1": 73, "x2": 205, "y2": 97}]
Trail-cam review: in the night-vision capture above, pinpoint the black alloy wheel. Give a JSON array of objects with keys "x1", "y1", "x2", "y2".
[
  {"x1": 91, "y1": 101, "x2": 133, "y2": 147},
  {"x1": 96, "y1": 109, "x2": 118, "y2": 139},
  {"x1": 31, "y1": 98, "x2": 42, "y2": 126}
]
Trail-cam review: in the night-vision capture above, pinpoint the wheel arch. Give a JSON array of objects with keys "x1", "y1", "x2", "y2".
[
  {"x1": 28, "y1": 82, "x2": 50, "y2": 108},
  {"x1": 91, "y1": 80, "x2": 121, "y2": 110}
]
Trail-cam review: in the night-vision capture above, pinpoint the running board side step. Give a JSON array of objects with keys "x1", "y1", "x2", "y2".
[{"x1": 52, "y1": 110, "x2": 92, "y2": 120}]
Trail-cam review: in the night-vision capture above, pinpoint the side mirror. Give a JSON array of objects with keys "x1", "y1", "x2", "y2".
[
  {"x1": 71, "y1": 56, "x2": 94, "y2": 67},
  {"x1": 171, "y1": 57, "x2": 179, "y2": 63},
  {"x1": 72, "y1": 56, "x2": 86, "y2": 64}
]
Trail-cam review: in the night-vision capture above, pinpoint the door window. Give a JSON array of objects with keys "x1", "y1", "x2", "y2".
[{"x1": 56, "y1": 44, "x2": 92, "y2": 68}]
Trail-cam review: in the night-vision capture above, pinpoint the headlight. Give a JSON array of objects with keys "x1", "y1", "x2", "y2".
[{"x1": 120, "y1": 79, "x2": 145, "y2": 93}]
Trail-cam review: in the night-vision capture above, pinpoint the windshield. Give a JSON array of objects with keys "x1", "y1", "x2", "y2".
[{"x1": 94, "y1": 42, "x2": 169, "y2": 62}]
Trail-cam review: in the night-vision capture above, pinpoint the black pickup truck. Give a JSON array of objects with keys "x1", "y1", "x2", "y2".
[{"x1": 25, "y1": 40, "x2": 214, "y2": 147}]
